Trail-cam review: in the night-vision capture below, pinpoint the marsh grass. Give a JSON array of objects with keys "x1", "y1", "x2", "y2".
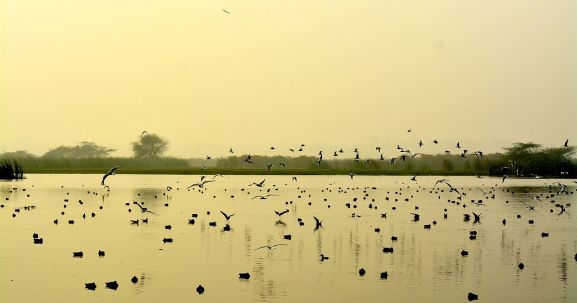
[
  {"x1": 0, "y1": 159, "x2": 25, "y2": 179},
  {"x1": 3, "y1": 142, "x2": 575, "y2": 177}
]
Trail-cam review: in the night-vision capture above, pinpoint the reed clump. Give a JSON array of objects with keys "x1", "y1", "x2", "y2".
[{"x1": 0, "y1": 159, "x2": 25, "y2": 179}]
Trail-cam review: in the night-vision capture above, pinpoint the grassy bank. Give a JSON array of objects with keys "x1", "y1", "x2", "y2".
[{"x1": 5, "y1": 153, "x2": 574, "y2": 178}]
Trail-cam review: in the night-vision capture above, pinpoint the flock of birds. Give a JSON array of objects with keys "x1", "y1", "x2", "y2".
[{"x1": 2, "y1": 134, "x2": 576, "y2": 302}]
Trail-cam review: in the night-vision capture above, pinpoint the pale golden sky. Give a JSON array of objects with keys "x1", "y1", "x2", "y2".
[{"x1": 1, "y1": 0, "x2": 576, "y2": 157}]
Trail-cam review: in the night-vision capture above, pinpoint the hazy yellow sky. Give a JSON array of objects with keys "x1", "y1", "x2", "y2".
[{"x1": 1, "y1": 0, "x2": 576, "y2": 157}]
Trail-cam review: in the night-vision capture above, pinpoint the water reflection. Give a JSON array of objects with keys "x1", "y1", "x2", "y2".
[{"x1": 0, "y1": 175, "x2": 575, "y2": 303}]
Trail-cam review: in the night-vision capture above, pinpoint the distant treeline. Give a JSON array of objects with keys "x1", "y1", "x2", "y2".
[{"x1": 1, "y1": 142, "x2": 575, "y2": 177}]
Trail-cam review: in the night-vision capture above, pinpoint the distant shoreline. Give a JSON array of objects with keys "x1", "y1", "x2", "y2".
[
  {"x1": 11, "y1": 168, "x2": 573, "y2": 179},
  {"x1": 2, "y1": 144, "x2": 576, "y2": 179}
]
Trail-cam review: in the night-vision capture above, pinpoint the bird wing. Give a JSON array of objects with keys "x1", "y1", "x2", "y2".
[
  {"x1": 108, "y1": 166, "x2": 120, "y2": 175},
  {"x1": 133, "y1": 202, "x2": 145, "y2": 211},
  {"x1": 313, "y1": 216, "x2": 322, "y2": 225},
  {"x1": 101, "y1": 173, "x2": 109, "y2": 186},
  {"x1": 220, "y1": 211, "x2": 233, "y2": 219}
]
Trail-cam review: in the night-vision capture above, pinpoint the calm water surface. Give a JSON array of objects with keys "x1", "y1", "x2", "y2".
[{"x1": 0, "y1": 174, "x2": 576, "y2": 302}]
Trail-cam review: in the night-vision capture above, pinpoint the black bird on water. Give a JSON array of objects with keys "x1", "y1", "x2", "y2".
[
  {"x1": 468, "y1": 292, "x2": 478, "y2": 301},
  {"x1": 196, "y1": 284, "x2": 205, "y2": 294},
  {"x1": 85, "y1": 282, "x2": 97, "y2": 290},
  {"x1": 105, "y1": 281, "x2": 119, "y2": 290},
  {"x1": 239, "y1": 273, "x2": 250, "y2": 279}
]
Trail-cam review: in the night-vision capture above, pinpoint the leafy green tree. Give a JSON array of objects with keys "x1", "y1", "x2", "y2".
[{"x1": 131, "y1": 133, "x2": 169, "y2": 158}]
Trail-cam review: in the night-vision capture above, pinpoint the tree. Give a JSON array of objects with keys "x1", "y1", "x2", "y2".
[
  {"x1": 43, "y1": 142, "x2": 115, "y2": 158},
  {"x1": 131, "y1": 133, "x2": 169, "y2": 158},
  {"x1": 0, "y1": 150, "x2": 36, "y2": 159}
]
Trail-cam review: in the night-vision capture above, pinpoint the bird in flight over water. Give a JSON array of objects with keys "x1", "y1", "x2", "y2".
[
  {"x1": 101, "y1": 166, "x2": 120, "y2": 186},
  {"x1": 254, "y1": 244, "x2": 286, "y2": 251}
]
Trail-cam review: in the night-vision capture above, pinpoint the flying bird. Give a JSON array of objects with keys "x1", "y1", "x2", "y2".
[
  {"x1": 220, "y1": 211, "x2": 234, "y2": 221},
  {"x1": 313, "y1": 216, "x2": 323, "y2": 229},
  {"x1": 252, "y1": 194, "x2": 277, "y2": 200},
  {"x1": 275, "y1": 209, "x2": 289, "y2": 217},
  {"x1": 249, "y1": 179, "x2": 266, "y2": 187},
  {"x1": 254, "y1": 244, "x2": 286, "y2": 251},
  {"x1": 101, "y1": 166, "x2": 120, "y2": 186},
  {"x1": 132, "y1": 201, "x2": 157, "y2": 215},
  {"x1": 222, "y1": 9, "x2": 231, "y2": 14},
  {"x1": 434, "y1": 179, "x2": 450, "y2": 187},
  {"x1": 187, "y1": 179, "x2": 215, "y2": 189}
]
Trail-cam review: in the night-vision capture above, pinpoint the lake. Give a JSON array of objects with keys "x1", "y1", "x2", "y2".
[{"x1": 0, "y1": 174, "x2": 575, "y2": 302}]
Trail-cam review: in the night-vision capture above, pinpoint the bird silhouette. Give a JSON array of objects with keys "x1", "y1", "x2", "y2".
[
  {"x1": 254, "y1": 244, "x2": 287, "y2": 251},
  {"x1": 187, "y1": 179, "x2": 215, "y2": 190},
  {"x1": 249, "y1": 179, "x2": 266, "y2": 187},
  {"x1": 275, "y1": 209, "x2": 289, "y2": 217},
  {"x1": 220, "y1": 211, "x2": 234, "y2": 221},
  {"x1": 132, "y1": 201, "x2": 157, "y2": 215},
  {"x1": 252, "y1": 194, "x2": 277, "y2": 200},
  {"x1": 101, "y1": 166, "x2": 120, "y2": 186},
  {"x1": 313, "y1": 216, "x2": 323, "y2": 229}
]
